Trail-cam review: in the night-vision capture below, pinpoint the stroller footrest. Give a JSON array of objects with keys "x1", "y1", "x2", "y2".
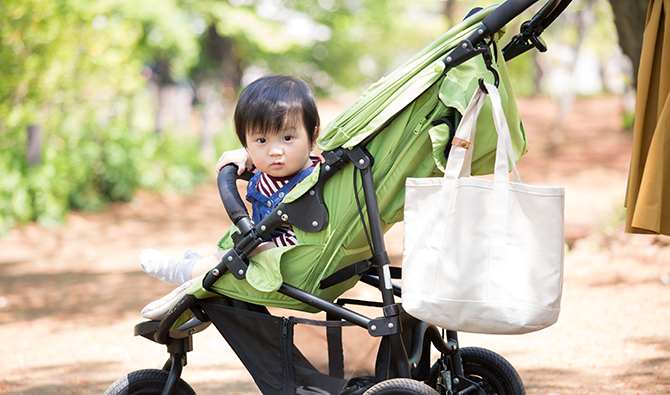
[
  {"x1": 134, "y1": 320, "x2": 161, "y2": 341},
  {"x1": 134, "y1": 317, "x2": 211, "y2": 343}
]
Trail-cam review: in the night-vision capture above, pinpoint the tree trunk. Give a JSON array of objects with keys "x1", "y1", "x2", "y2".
[
  {"x1": 442, "y1": 0, "x2": 455, "y2": 28},
  {"x1": 549, "y1": 0, "x2": 594, "y2": 152},
  {"x1": 533, "y1": 51, "x2": 544, "y2": 97},
  {"x1": 27, "y1": 124, "x2": 41, "y2": 166},
  {"x1": 199, "y1": 104, "x2": 215, "y2": 160},
  {"x1": 150, "y1": 60, "x2": 172, "y2": 135},
  {"x1": 607, "y1": 0, "x2": 649, "y2": 85},
  {"x1": 206, "y1": 25, "x2": 242, "y2": 90}
]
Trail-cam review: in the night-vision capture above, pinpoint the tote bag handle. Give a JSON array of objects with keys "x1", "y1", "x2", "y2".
[{"x1": 424, "y1": 82, "x2": 520, "y2": 279}]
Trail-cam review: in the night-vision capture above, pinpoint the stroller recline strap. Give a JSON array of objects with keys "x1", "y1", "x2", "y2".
[
  {"x1": 319, "y1": 252, "x2": 393, "y2": 289},
  {"x1": 319, "y1": 260, "x2": 371, "y2": 290}
]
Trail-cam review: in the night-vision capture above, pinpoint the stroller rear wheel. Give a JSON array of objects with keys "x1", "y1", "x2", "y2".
[
  {"x1": 363, "y1": 378, "x2": 439, "y2": 394},
  {"x1": 104, "y1": 369, "x2": 196, "y2": 395}
]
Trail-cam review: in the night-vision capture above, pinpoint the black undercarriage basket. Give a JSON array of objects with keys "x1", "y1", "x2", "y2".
[{"x1": 200, "y1": 298, "x2": 383, "y2": 395}]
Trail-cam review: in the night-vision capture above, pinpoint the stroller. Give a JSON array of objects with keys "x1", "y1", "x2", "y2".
[{"x1": 106, "y1": 0, "x2": 571, "y2": 393}]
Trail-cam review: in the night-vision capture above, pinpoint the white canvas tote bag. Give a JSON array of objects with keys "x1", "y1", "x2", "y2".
[{"x1": 402, "y1": 82, "x2": 565, "y2": 334}]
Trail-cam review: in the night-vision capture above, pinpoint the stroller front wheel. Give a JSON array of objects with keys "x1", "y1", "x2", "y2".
[
  {"x1": 363, "y1": 378, "x2": 439, "y2": 395},
  {"x1": 104, "y1": 369, "x2": 196, "y2": 395}
]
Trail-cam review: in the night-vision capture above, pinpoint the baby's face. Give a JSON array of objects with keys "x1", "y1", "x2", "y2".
[{"x1": 246, "y1": 121, "x2": 313, "y2": 178}]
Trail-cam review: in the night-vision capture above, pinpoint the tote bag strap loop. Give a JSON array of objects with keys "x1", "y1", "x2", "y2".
[
  {"x1": 487, "y1": 83, "x2": 521, "y2": 183},
  {"x1": 423, "y1": 87, "x2": 489, "y2": 269},
  {"x1": 486, "y1": 82, "x2": 515, "y2": 267},
  {"x1": 442, "y1": 87, "x2": 488, "y2": 183}
]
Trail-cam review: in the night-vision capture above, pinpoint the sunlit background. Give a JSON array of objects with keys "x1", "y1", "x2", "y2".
[
  {"x1": 4, "y1": 1, "x2": 667, "y2": 394},
  {"x1": 0, "y1": 0, "x2": 637, "y2": 235}
]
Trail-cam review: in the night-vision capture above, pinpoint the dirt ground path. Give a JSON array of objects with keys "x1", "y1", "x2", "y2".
[{"x1": 1, "y1": 95, "x2": 669, "y2": 394}]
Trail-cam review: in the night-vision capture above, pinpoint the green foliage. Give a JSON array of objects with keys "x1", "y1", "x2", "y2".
[
  {"x1": 1, "y1": 0, "x2": 451, "y2": 234},
  {"x1": 622, "y1": 111, "x2": 635, "y2": 131},
  {"x1": 178, "y1": 0, "x2": 446, "y2": 93},
  {"x1": 0, "y1": 116, "x2": 208, "y2": 235},
  {"x1": 1, "y1": 0, "x2": 625, "y2": 236},
  {"x1": 0, "y1": 0, "x2": 211, "y2": 235}
]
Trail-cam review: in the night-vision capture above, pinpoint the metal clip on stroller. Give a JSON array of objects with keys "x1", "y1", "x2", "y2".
[{"x1": 106, "y1": 0, "x2": 571, "y2": 393}]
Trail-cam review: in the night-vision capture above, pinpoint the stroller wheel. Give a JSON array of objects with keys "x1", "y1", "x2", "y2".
[
  {"x1": 427, "y1": 347, "x2": 525, "y2": 395},
  {"x1": 104, "y1": 369, "x2": 196, "y2": 395},
  {"x1": 456, "y1": 347, "x2": 525, "y2": 395},
  {"x1": 363, "y1": 378, "x2": 439, "y2": 395}
]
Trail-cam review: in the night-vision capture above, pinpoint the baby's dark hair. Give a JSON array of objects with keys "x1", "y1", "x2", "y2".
[{"x1": 234, "y1": 75, "x2": 320, "y2": 147}]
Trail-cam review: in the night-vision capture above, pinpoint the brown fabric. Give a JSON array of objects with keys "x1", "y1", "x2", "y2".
[
  {"x1": 451, "y1": 137, "x2": 471, "y2": 149},
  {"x1": 625, "y1": 0, "x2": 670, "y2": 235}
]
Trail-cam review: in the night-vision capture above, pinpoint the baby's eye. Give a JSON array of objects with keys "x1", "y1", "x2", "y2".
[
  {"x1": 282, "y1": 135, "x2": 294, "y2": 142},
  {"x1": 256, "y1": 137, "x2": 267, "y2": 144}
]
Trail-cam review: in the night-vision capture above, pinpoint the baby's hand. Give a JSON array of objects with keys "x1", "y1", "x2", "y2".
[{"x1": 216, "y1": 148, "x2": 252, "y2": 175}]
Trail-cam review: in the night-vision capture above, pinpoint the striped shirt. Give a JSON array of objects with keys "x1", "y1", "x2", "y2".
[{"x1": 254, "y1": 156, "x2": 320, "y2": 247}]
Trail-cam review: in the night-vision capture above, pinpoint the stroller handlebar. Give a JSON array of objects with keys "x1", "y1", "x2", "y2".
[
  {"x1": 480, "y1": 0, "x2": 539, "y2": 37},
  {"x1": 217, "y1": 164, "x2": 251, "y2": 226},
  {"x1": 444, "y1": 0, "x2": 540, "y2": 70}
]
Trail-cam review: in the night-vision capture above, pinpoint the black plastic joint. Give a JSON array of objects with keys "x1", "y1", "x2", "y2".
[
  {"x1": 368, "y1": 315, "x2": 401, "y2": 337},
  {"x1": 235, "y1": 217, "x2": 255, "y2": 237},
  {"x1": 222, "y1": 249, "x2": 248, "y2": 280},
  {"x1": 443, "y1": 39, "x2": 487, "y2": 69},
  {"x1": 167, "y1": 336, "x2": 193, "y2": 355},
  {"x1": 346, "y1": 147, "x2": 372, "y2": 170},
  {"x1": 230, "y1": 230, "x2": 245, "y2": 245},
  {"x1": 321, "y1": 148, "x2": 350, "y2": 171},
  {"x1": 231, "y1": 226, "x2": 264, "y2": 252},
  {"x1": 369, "y1": 251, "x2": 390, "y2": 268},
  {"x1": 383, "y1": 303, "x2": 401, "y2": 318}
]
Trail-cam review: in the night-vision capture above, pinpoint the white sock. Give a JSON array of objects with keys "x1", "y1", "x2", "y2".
[{"x1": 140, "y1": 249, "x2": 201, "y2": 285}]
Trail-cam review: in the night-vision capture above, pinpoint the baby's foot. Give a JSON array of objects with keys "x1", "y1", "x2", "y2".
[
  {"x1": 141, "y1": 279, "x2": 195, "y2": 320},
  {"x1": 140, "y1": 249, "x2": 201, "y2": 285}
]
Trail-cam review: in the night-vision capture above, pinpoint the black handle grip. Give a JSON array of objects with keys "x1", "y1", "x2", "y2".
[
  {"x1": 444, "y1": 0, "x2": 540, "y2": 69},
  {"x1": 217, "y1": 164, "x2": 250, "y2": 226},
  {"x1": 482, "y1": 0, "x2": 539, "y2": 35},
  {"x1": 463, "y1": 0, "x2": 539, "y2": 47}
]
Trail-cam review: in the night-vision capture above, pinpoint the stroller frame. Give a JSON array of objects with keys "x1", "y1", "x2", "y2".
[
  {"x1": 142, "y1": 146, "x2": 472, "y2": 395},
  {"x1": 111, "y1": 0, "x2": 572, "y2": 393}
]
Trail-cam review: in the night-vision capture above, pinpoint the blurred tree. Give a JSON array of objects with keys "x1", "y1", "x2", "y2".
[
  {"x1": 0, "y1": 0, "x2": 209, "y2": 232},
  {"x1": 180, "y1": 0, "x2": 445, "y2": 94},
  {"x1": 0, "y1": 0, "x2": 447, "y2": 233},
  {"x1": 442, "y1": 0, "x2": 456, "y2": 27},
  {"x1": 607, "y1": 0, "x2": 648, "y2": 85},
  {"x1": 549, "y1": 0, "x2": 595, "y2": 151}
]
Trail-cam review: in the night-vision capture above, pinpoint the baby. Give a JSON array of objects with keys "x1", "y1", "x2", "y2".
[{"x1": 141, "y1": 74, "x2": 321, "y2": 295}]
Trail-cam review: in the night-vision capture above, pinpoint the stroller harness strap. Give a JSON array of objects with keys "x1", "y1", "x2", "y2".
[
  {"x1": 319, "y1": 252, "x2": 394, "y2": 290},
  {"x1": 246, "y1": 165, "x2": 316, "y2": 222}
]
